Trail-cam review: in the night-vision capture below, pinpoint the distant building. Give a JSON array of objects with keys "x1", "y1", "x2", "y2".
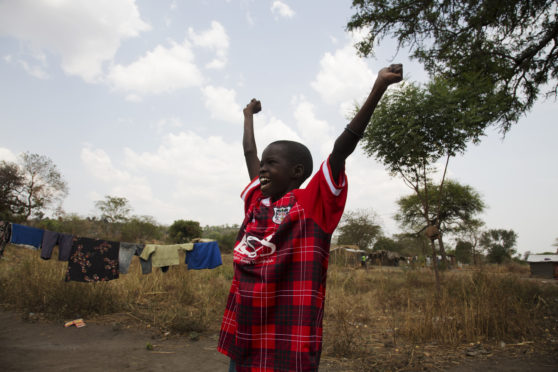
[
  {"x1": 330, "y1": 245, "x2": 365, "y2": 266},
  {"x1": 526, "y1": 254, "x2": 558, "y2": 279}
]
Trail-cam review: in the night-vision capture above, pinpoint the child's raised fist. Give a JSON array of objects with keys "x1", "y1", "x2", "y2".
[
  {"x1": 376, "y1": 64, "x2": 403, "y2": 87},
  {"x1": 244, "y1": 98, "x2": 262, "y2": 115}
]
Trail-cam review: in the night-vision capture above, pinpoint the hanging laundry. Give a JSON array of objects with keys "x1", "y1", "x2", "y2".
[
  {"x1": 0, "y1": 221, "x2": 11, "y2": 257},
  {"x1": 65, "y1": 237, "x2": 119, "y2": 282},
  {"x1": 186, "y1": 241, "x2": 222, "y2": 270},
  {"x1": 41, "y1": 230, "x2": 74, "y2": 261},
  {"x1": 118, "y1": 242, "x2": 146, "y2": 274},
  {"x1": 135, "y1": 244, "x2": 152, "y2": 275},
  {"x1": 140, "y1": 243, "x2": 194, "y2": 268},
  {"x1": 10, "y1": 223, "x2": 44, "y2": 249}
]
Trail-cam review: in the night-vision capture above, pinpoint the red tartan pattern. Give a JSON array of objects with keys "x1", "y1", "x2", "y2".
[{"x1": 218, "y1": 158, "x2": 347, "y2": 371}]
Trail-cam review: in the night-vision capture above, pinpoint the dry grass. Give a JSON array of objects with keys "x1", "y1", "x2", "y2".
[
  {"x1": 1, "y1": 246, "x2": 557, "y2": 369},
  {"x1": 0, "y1": 245, "x2": 232, "y2": 334}
]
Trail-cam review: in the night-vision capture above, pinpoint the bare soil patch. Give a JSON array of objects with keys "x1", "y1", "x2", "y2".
[{"x1": 1, "y1": 310, "x2": 557, "y2": 371}]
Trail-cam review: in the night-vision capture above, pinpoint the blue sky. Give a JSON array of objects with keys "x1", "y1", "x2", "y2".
[{"x1": 0, "y1": 0, "x2": 556, "y2": 255}]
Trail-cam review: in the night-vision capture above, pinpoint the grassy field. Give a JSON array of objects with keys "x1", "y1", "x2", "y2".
[{"x1": 1, "y1": 245, "x2": 557, "y2": 370}]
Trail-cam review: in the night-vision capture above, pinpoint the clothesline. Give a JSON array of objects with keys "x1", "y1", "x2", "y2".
[{"x1": 0, "y1": 221, "x2": 223, "y2": 283}]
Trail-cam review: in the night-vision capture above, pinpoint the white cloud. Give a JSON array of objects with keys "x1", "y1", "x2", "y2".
[
  {"x1": 80, "y1": 146, "x2": 159, "y2": 216},
  {"x1": 271, "y1": 1, "x2": 295, "y2": 19},
  {"x1": 81, "y1": 147, "x2": 132, "y2": 183},
  {"x1": 254, "y1": 115, "x2": 302, "y2": 151},
  {"x1": 153, "y1": 117, "x2": 184, "y2": 133},
  {"x1": 292, "y1": 97, "x2": 333, "y2": 159},
  {"x1": 0, "y1": 0, "x2": 151, "y2": 82},
  {"x1": 19, "y1": 60, "x2": 49, "y2": 79},
  {"x1": 122, "y1": 131, "x2": 247, "y2": 224},
  {"x1": 311, "y1": 43, "x2": 376, "y2": 115},
  {"x1": 188, "y1": 21, "x2": 229, "y2": 69},
  {"x1": 4, "y1": 51, "x2": 49, "y2": 79},
  {"x1": 0, "y1": 148, "x2": 17, "y2": 162},
  {"x1": 201, "y1": 85, "x2": 242, "y2": 123},
  {"x1": 107, "y1": 40, "x2": 203, "y2": 96},
  {"x1": 246, "y1": 12, "x2": 255, "y2": 26}
]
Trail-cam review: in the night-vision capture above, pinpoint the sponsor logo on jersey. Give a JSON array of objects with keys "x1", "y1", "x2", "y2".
[{"x1": 234, "y1": 233, "x2": 276, "y2": 264}]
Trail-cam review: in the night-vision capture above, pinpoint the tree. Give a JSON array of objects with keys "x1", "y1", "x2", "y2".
[
  {"x1": 120, "y1": 215, "x2": 162, "y2": 242},
  {"x1": 396, "y1": 180, "x2": 484, "y2": 267},
  {"x1": 0, "y1": 161, "x2": 24, "y2": 220},
  {"x1": 337, "y1": 209, "x2": 382, "y2": 251},
  {"x1": 168, "y1": 219, "x2": 202, "y2": 243},
  {"x1": 373, "y1": 236, "x2": 401, "y2": 252},
  {"x1": 202, "y1": 224, "x2": 240, "y2": 253},
  {"x1": 455, "y1": 218, "x2": 485, "y2": 265},
  {"x1": 480, "y1": 229, "x2": 518, "y2": 264},
  {"x1": 94, "y1": 195, "x2": 131, "y2": 223},
  {"x1": 18, "y1": 152, "x2": 68, "y2": 220},
  {"x1": 347, "y1": 0, "x2": 558, "y2": 132},
  {"x1": 454, "y1": 240, "x2": 473, "y2": 264},
  {"x1": 395, "y1": 180, "x2": 485, "y2": 236},
  {"x1": 361, "y1": 79, "x2": 491, "y2": 287}
]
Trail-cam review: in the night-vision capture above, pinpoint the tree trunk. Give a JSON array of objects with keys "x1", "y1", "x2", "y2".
[
  {"x1": 430, "y1": 239, "x2": 441, "y2": 293},
  {"x1": 437, "y1": 234, "x2": 448, "y2": 265}
]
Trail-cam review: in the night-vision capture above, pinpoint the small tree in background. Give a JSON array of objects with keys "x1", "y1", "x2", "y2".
[
  {"x1": 455, "y1": 218, "x2": 485, "y2": 265},
  {"x1": 18, "y1": 152, "x2": 68, "y2": 220},
  {"x1": 480, "y1": 229, "x2": 518, "y2": 264},
  {"x1": 121, "y1": 215, "x2": 162, "y2": 243},
  {"x1": 0, "y1": 160, "x2": 24, "y2": 221},
  {"x1": 168, "y1": 219, "x2": 202, "y2": 243},
  {"x1": 454, "y1": 241, "x2": 473, "y2": 264},
  {"x1": 395, "y1": 179, "x2": 485, "y2": 262},
  {"x1": 202, "y1": 224, "x2": 239, "y2": 253},
  {"x1": 337, "y1": 209, "x2": 382, "y2": 251},
  {"x1": 373, "y1": 236, "x2": 403, "y2": 253},
  {"x1": 94, "y1": 195, "x2": 132, "y2": 223}
]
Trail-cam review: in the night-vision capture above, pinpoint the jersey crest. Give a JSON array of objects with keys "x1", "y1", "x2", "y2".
[{"x1": 272, "y1": 206, "x2": 290, "y2": 224}]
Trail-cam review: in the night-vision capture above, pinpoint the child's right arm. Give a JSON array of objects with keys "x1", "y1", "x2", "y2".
[{"x1": 243, "y1": 98, "x2": 262, "y2": 180}]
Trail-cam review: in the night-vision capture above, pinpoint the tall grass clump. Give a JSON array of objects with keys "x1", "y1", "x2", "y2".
[
  {"x1": 404, "y1": 270, "x2": 557, "y2": 344},
  {"x1": 323, "y1": 262, "x2": 558, "y2": 360}
]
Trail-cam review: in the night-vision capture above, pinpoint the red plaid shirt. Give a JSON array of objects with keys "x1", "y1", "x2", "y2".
[{"x1": 218, "y1": 157, "x2": 347, "y2": 371}]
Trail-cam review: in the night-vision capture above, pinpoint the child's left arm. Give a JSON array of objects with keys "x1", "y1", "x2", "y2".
[{"x1": 329, "y1": 64, "x2": 403, "y2": 180}]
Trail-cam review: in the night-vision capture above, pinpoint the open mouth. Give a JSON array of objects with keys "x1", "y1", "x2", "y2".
[{"x1": 260, "y1": 176, "x2": 271, "y2": 191}]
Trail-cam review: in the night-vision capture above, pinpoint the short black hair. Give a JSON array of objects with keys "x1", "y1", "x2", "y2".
[{"x1": 269, "y1": 140, "x2": 313, "y2": 182}]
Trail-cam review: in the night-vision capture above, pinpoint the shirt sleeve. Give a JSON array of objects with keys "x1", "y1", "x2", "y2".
[
  {"x1": 294, "y1": 156, "x2": 348, "y2": 234},
  {"x1": 240, "y1": 177, "x2": 262, "y2": 214}
]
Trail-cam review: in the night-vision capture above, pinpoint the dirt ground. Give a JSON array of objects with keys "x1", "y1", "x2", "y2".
[{"x1": 1, "y1": 310, "x2": 557, "y2": 372}]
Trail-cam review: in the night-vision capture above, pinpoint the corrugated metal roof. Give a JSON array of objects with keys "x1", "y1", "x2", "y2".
[{"x1": 527, "y1": 254, "x2": 558, "y2": 263}]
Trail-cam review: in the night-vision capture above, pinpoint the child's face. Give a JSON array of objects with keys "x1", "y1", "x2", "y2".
[{"x1": 259, "y1": 143, "x2": 299, "y2": 201}]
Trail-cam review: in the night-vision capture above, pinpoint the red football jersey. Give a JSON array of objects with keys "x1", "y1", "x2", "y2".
[{"x1": 218, "y1": 157, "x2": 348, "y2": 371}]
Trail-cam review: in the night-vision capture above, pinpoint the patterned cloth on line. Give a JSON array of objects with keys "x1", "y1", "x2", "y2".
[
  {"x1": 10, "y1": 223, "x2": 44, "y2": 249},
  {"x1": 65, "y1": 237, "x2": 119, "y2": 282},
  {"x1": 41, "y1": 230, "x2": 74, "y2": 261},
  {"x1": 185, "y1": 241, "x2": 222, "y2": 270},
  {"x1": 217, "y1": 157, "x2": 348, "y2": 372}
]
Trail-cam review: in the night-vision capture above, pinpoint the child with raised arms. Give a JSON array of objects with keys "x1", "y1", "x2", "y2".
[{"x1": 218, "y1": 64, "x2": 403, "y2": 372}]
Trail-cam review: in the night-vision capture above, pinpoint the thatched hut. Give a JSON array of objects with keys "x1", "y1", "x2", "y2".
[
  {"x1": 368, "y1": 250, "x2": 405, "y2": 266},
  {"x1": 330, "y1": 245, "x2": 365, "y2": 266}
]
